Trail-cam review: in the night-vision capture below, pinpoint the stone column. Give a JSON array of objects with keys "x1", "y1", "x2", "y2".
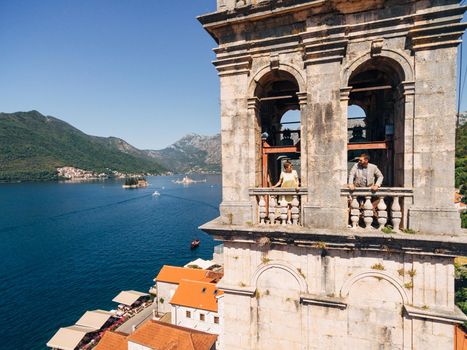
[
  {"x1": 297, "y1": 91, "x2": 308, "y2": 190},
  {"x1": 218, "y1": 64, "x2": 254, "y2": 225},
  {"x1": 302, "y1": 59, "x2": 348, "y2": 229},
  {"x1": 398, "y1": 81, "x2": 415, "y2": 228},
  {"x1": 247, "y1": 97, "x2": 262, "y2": 188},
  {"x1": 393, "y1": 81, "x2": 415, "y2": 188},
  {"x1": 408, "y1": 46, "x2": 461, "y2": 234}
]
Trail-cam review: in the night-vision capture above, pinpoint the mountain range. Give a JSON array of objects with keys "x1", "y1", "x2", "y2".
[{"x1": 0, "y1": 111, "x2": 221, "y2": 182}]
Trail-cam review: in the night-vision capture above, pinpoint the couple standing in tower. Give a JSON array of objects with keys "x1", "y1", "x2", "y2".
[{"x1": 271, "y1": 154, "x2": 383, "y2": 223}]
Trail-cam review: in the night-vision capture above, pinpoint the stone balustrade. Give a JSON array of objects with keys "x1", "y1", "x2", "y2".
[
  {"x1": 249, "y1": 188, "x2": 307, "y2": 226},
  {"x1": 341, "y1": 187, "x2": 414, "y2": 231}
]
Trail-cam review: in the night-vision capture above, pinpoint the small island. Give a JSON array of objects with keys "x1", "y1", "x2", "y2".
[
  {"x1": 173, "y1": 176, "x2": 206, "y2": 185},
  {"x1": 122, "y1": 177, "x2": 148, "y2": 189}
]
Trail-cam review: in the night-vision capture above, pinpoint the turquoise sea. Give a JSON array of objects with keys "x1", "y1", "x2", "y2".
[{"x1": 0, "y1": 175, "x2": 221, "y2": 349}]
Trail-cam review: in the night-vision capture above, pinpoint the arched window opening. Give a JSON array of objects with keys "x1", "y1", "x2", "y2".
[
  {"x1": 347, "y1": 57, "x2": 405, "y2": 186},
  {"x1": 254, "y1": 70, "x2": 301, "y2": 187},
  {"x1": 347, "y1": 104, "x2": 367, "y2": 173},
  {"x1": 280, "y1": 109, "x2": 300, "y2": 144}
]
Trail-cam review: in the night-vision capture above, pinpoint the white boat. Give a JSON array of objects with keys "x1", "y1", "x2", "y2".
[{"x1": 152, "y1": 191, "x2": 160, "y2": 196}]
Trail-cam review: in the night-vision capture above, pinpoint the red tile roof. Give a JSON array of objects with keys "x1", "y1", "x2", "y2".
[
  {"x1": 170, "y1": 279, "x2": 224, "y2": 312},
  {"x1": 155, "y1": 265, "x2": 222, "y2": 284},
  {"x1": 94, "y1": 331, "x2": 127, "y2": 350},
  {"x1": 128, "y1": 320, "x2": 217, "y2": 350}
]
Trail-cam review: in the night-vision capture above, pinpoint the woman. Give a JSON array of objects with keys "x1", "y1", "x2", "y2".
[{"x1": 272, "y1": 161, "x2": 299, "y2": 223}]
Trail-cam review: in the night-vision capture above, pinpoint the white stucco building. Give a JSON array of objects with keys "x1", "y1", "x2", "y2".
[
  {"x1": 171, "y1": 279, "x2": 224, "y2": 349},
  {"x1": 154, "y1": 265, "x2": 222, "y2": 314}
]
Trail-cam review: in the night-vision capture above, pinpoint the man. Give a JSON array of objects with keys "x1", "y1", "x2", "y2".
[{"x1": 348, "y1": 153, "x2": 383, "y2": 191}]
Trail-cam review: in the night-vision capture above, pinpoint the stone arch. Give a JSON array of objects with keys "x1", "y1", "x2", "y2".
[
  {"x1": 340, "y1": 270, "x2": 409, "y2": 304},
  {"x1": 248, "y1": 63, "x2": 307, "y2": 98},
  {"x1": 342, "y1": 49, "x2": 414, "y2": 86},
  {"x1": 248, "y1": 63, "x2": 305, "y2": 188},
  {"x1": 252, "y1": 261, "x2": 307, "y2": 349},
  {"x1": 251, "y1": 261, "x2": 308, "y2": 293},
  {"x1": 343, "y1": 49, "x2": 414, "y2": 188}
]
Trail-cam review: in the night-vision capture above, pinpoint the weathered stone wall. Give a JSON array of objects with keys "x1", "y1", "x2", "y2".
[
  {"x1": 219, "y1": 72, "x2": 254, "y2": 225},
  {"x1": 304, "y1": 58, "x2": 348, "y2": 229},
  {"x1": 201, "y1": 0, "x2": 466, "y2": 233},
  {"x1": 409, "y1": 46, "x2": 461, "y2": 234},
  {"x1": 199, "y1": 1, "x2": 467, "y2": 349},
  {"x1": 219, "y1": 241, "x2": 460, "y2": 350}
]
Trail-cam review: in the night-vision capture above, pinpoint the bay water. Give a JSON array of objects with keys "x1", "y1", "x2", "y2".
[{"x1": 0, "y1": 175, "x2": 221, "y2": 349}]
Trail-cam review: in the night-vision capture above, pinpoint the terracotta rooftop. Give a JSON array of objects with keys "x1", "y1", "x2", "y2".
[
  {"x1": 128, "y1": 320, "x2": 217, "y2": 350},
  {"x1": 94, "y1": 331, "x2": 127, "y2": 350},
  {"x1": 155, "y1": 265, "x2": 223, "y2": 284},
  {"x1": 170, "y1": 279, "x2": 224, "y2": 312}
]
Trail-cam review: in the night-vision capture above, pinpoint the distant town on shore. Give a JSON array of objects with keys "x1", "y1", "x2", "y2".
[{"x1": 0, "y1": 111, "x2": 221, "y2": 182}]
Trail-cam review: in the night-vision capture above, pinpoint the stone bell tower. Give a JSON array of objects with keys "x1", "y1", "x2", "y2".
[{"x1": 199, "y1": 1, "x2": 467, "y2": 349}]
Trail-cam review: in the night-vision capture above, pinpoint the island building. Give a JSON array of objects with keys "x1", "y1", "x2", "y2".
[{"x1": 198, "y1": 0, "x2": 467, "y2": 349}]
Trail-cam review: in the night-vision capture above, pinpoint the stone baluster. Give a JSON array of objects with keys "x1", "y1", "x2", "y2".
[
  {"x1": 279, "y1": 196, "x2": 288, "y2": 225},
  {"x1": 391, "y1": 196, "x2": 401, "y2": 231},
  {"x1": 268, "y1": 195, "x2": 277, "y2": 224},
  {"x1": 363, "y1": 196, "x2": 373, "y2": 229},
  {"x1": 291, "y1": 195, "x2": 300, "y2": 225},
  {"x1": 258, "y1": 195, "x2": 266, "y2": 225},
  {"x1": 377, "y1": 196, "x2": 387, "y2": 229},
  {"x1": 350, "y1": 195, "x2": 360, "y2": 229}
]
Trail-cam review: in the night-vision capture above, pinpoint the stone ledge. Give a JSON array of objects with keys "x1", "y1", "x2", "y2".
[
  {"x1": 198, "y1": 0, "x2": 324, "y2": 27},
  {"x1": 199, "y1": 217, "x2": 467, "y2": 256},
  {"x1": 217, "y1": 282, "x2": 256, "y2": 297},
  {"x1": 404, "y1": 305, "x2": 467, "y2": 324},
  {"x1": 300, "y1": 293, "x2": 347, "y2": 309}
]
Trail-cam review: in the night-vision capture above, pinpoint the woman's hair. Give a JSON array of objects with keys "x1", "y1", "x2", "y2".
[{"x1": 283, "y1": 161, "x2": 292, "y2": 169}]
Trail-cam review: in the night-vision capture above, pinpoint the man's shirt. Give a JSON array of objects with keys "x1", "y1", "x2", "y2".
[{"x1": 348, "y1": 163, "x2": 384, "y2": 187}]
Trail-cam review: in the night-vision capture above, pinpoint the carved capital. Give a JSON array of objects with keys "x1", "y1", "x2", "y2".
[
  {"x1": 297, "y1": 92, "x2": 308, "y2": 107},
  {"x1": 397, "y1": 81, "x2": 415, "y2": 98},
  {"x1": 247, "y1": 97, "x2": 261, "y2": 111},
  {"x1": 339, "y1": 87, "x2": 352, "y2": 102}
]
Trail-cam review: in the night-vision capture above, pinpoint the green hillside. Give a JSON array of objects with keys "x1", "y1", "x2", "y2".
[
  {"x1": 456, "y1": 123, "x2": 467, "y2": 189},
  {"x1": 145, "y1": 133, "x2": 221, "y2": 174},
  {"x1": 456, "y1": 123, "x2": 467, "y2": 228},
  {"x1": 0, "y1": 111, "x2": 166, "y2": 182}
]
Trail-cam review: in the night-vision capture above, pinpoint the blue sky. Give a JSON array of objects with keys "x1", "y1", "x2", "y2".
[
  {"x1": 0, "y1": 1, "x2": 219, "y2": 149},
  {"x1": 0, "y1": 1, "x2": 466, "y2": 149}
]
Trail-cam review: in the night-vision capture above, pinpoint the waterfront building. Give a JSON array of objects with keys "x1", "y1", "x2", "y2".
[
  {"x1": 47, "y1": 310, "x2": 116, "y2": 350},
  {"x1": 94, "y1": 331, "x2": 127, "y2": 350},
  {"x1": 96, "y1": 320, "x2": 218, "y2": 350},
  {"x1": 154, "y1": 265, "x2": 223, "y2": 313},
  {"x1": 184, "y1": 257, "x2": 221, "y2": 270},
  {"x1": 47, "y1": 325, "x2": 98, "y2": 350},
  {"x1": 170, "y1": 279, "x2": 224, "y2": 347},
  {"x1": 112, "y1": 290, "x2": 149, "y2": 307},
  {"x1": 198, "y1": 0, "x2": 467, "y2": 349}
]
